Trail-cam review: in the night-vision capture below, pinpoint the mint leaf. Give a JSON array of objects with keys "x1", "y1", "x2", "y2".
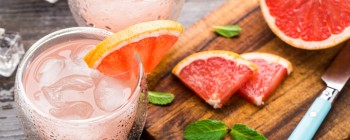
[
  {"x1": 213, "y1": 25, "x2": 241, "y2": 38},
  {"x1": 148, "y1": 91, "x2": 175, "y2": 105},
  {"x1": 184, "y1": 120, "x2": 227, "y2": 140},
  {"x1": 230, "y1": 124, "x2": 267, "y2": 140}
]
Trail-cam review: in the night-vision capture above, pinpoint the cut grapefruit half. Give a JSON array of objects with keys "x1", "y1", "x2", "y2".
[
  {"x1": 239, "y1": 52, "x2": 292, "y2": 106},
  {"x1": 260, "y1": 0, "x2": 350, "y2": 50},
  {"x1": 172, "y1": 50, "x2": 258, "y2": 108},
  {"x1": 84, "y1": 20, "x2": 183, "y2": 75}
]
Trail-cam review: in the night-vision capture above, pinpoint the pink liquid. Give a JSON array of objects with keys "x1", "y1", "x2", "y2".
[
  {"x1": 68, "y1": 0, "x2": 175, "y2": 32},
  {"x1": 23, "y1": 39, "x2": 140, "y2": 139}
]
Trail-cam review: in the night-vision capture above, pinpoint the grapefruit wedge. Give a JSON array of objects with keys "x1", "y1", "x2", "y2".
[
  {"x1": 260, "y1": 0, "x2": 350, "y2": 50},
  {"x1": 172, "y1": 50, "x2": 258, "y2": 108},
  {"x1": 84, "y1": 20, "x2": 183, "y2": 75},
  {"x1": 239, "y1": 52, "x2": 292, "y2": 106}
]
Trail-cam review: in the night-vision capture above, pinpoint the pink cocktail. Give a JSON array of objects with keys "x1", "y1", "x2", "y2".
[
  {"x1": 68, "y1": 0, "x2": 184, "y2": 32},
  {"x1": 15, "y1": 27, "x2": 147, "y2": 139}
]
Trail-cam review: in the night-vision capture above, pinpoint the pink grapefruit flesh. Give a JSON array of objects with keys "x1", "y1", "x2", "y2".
[
  {"x1": 172, "y1": 50, "x2": 258, "y2": 108},
  {"x1": 261, "y1": 0, "x2": 350, "y2": 49},
  {"x1": 239, "y1": 52, "x2": 292, "y2": 106}
]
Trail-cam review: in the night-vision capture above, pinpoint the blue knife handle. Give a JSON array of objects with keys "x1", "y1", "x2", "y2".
[
  {"x1": 288, "y1": 97, "x2": 331, "y2": 140},
  {"x1": 289, "y1": 87, "x2": 340, "y2": 140}
]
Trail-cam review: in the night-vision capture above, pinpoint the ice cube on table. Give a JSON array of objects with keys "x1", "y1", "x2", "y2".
[
  {"x1": 49, "y1": 101, "x2": 93, "y2": 120},
  {"x1": 0, "y1": 28, "x2": 24, "y2": 77},
  {"x1": 94, "y1": 77, "x2": 131, "y2": 112},
  {"x1": 35, "y1": 58, "x2": 65, "y2": 85},
  {"x1": 42, "y1": 75, "x2": 94, "y2": 107}
]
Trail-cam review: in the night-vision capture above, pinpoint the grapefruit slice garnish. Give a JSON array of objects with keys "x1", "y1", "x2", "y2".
[
  {"x1": 260, "y1": 0, "x2": 350, "y2": 50},
  {"x1": 172, "y1": 50, "x2": 258, "y2": 108},
  {"x1": 84, "y1": 20, "x2": 183, "y2": 75},
  {"x1": 239, "y1": 52, "x2": 292, "y2": 106}
]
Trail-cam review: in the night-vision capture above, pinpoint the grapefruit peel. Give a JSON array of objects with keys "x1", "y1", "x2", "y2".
[
  {"x1": 84, "y1": 20, "x2": 183, "y2": 69},
  {"x1": 241, "y1": 52, "x2": 293, "y2": 74},
  {"x1": 172, "y1": 50, "x2": 257, "y2": 75}
]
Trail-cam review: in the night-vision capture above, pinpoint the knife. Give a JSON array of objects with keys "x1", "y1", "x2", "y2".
[{"x1": 289, "y1": 42, "x2": 350, "y2": 140}]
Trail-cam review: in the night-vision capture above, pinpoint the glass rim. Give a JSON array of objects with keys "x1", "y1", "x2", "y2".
[{"x1": 16, "y1": 27, "x2": 144, "y2": 125}]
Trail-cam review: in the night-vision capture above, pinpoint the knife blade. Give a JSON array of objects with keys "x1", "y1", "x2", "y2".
[
  {"x1": 321, "y1": 42, "x2": 350, "y2": 91},
  {"x1": 289, "y1": 41, "x2": 350, "y2": 140}
]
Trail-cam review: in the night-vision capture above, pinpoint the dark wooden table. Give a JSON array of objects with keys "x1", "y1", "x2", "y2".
[{"x1": 0, "y1": 0, "x2": 224, "y2": 139}]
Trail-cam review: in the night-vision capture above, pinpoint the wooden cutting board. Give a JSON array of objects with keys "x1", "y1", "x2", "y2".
[{"x1": 144, "y1": 0, "x2": 350, "y2": 139}]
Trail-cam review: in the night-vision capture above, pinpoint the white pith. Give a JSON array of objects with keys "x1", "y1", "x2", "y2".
[
  {"x1": 254, "y1": 95, "x2": 264, "y2": 106},
  {"x1": 260, "y1": 0, "x2": 350, "y2": 50},
  {"x1": 241, "y1": 52, "x2": 293, "y2": 75},
  {"x1": 93, "y1": 30, "x2": 181, "y2": 68},
  {"x1": 173, "y1": 51, "x2": 257, "y2": 75},
  {"x1": 207, "y1": 98, "x2": 221, "y2": 109}
]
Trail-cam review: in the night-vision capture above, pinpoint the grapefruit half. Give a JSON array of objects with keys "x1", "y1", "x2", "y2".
[
  {"x1": 260, "y1": 0, "x2": 350, "y2": 50},
  {"x1": 172, "y1": 50, "x2": 258, "y2": 108},
  {"x1": 84, "y1": 20, "x2": 183, "y2": 75},
  {"x1": 239, "y1": 52, "x2": 292, "y2": 106}
]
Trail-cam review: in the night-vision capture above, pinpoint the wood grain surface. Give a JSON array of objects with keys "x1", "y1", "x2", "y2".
[{"x1": 145, "y1": 0, "x2": 350, "y2": 139}]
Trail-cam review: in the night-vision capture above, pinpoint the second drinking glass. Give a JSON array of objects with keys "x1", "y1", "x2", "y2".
[{"x1": 68, "y1": 0, "x2": 185, "y2": 32}]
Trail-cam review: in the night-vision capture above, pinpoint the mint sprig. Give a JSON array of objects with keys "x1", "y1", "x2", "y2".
[
  {"x1": 230, "y1": 124, "x2": 267, "y2": 140},
  {"x1": 184, "y1": 120, "x2": 227, "y2": 140},
  {"x1": 213, "y1": 25, "x2": 241, "y2": 38},
  {"x1": 148, "y1": 91, "x2": 175, "y2": 105},
  {"x1": 184, "y1": 120, "x2": 266, "y2": 140}
]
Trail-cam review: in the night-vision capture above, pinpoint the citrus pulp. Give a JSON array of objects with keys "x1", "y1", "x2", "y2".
[
  {"x1": 260, "y1": 0, "x2": 350, "y2": 49},
  {"x1": 84, "y1": 20, "x2": 183, "y2": 76},
  {"x1": 172, "y1": 50, "x2": 258, "y2": 108},
  {"x1": 239, "y1": 52, "x2": 292, "y2": 106}
]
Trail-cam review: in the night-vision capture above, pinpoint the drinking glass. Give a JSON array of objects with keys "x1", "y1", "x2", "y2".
[
  {"x1": 14, "y1": 27, "x2": 148, "y2": 139},
  {"x1": 68, "y1": 0, "x2": 185, "y2": 32}
]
